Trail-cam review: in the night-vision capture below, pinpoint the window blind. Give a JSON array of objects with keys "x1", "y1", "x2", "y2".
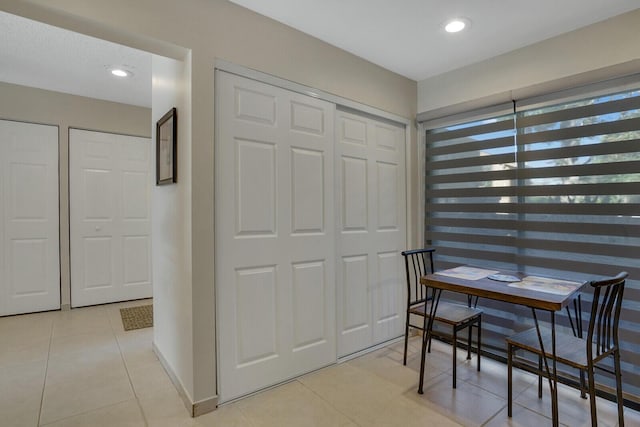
[{"x1": 424, "y1": 86, "x2": 640, "y2": 402}]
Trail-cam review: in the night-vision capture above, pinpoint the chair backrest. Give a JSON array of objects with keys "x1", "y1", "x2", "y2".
[
  {"x1": 587, "y1": 272, "x2": 627, "y2": 358},
  {"x1": 401, "y1": 248, "x2": 435, "y2": 307}
]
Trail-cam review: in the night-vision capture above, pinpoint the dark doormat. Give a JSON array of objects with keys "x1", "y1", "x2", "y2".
[{"x1": 120, "y1": 304, "x2": 153, "y2": 331}]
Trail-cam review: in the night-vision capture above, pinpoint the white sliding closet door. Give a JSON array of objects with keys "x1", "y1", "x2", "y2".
[
  {"x1": 0, "y1": 120, "x2": 60, "y2": 316},
  {"x1": 216, "y1": 71, "x2": 336, "y2": 402},
  {"x1": 70, "y1": 129, "x2": 152, "y2": 308},
  {"x1": 336, "y1": 109, "x2": 406, "y2": 357}
]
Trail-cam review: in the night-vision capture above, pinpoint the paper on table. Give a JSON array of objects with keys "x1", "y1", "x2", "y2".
[
  {"x1": 508, "y1": 276, "x2": 583, "y2": 295},
  {"x1": 436, "y1": 266, "x2": 499, "y2": 281}
]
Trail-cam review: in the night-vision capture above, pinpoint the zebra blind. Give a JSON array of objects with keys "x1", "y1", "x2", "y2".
[{"x1": 425, "y1": 86, "x2": 640, "y2": 401}]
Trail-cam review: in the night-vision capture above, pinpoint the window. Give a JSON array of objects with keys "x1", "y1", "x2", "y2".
[{"x1": 424, "y1": 86, "x2": 640, "y2": 401}]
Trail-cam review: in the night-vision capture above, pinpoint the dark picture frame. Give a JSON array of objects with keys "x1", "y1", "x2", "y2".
[{"x1": 156, "y1": 107, "x2": 177, "y2": 185}]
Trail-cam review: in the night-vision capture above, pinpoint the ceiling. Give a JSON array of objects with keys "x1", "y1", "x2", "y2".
[
  {"x1": 1, "y1": 1, "x2": 639, "y2": 108},
  {"x1": 0, "y1": 11, "x2": 151, "y2": 108},
  {"x1": 229, "y1": 0, "x2": 640, "y2": 81}
]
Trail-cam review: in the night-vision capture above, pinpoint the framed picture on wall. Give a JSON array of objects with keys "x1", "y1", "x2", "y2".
[{"x1": 156, "y1": 107, "x2": 177, "y2": 185}]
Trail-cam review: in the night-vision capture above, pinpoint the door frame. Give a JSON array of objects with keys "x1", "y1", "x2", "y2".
[{"x1": 213, "y1": 60, "x2": 414, "y2": 397}]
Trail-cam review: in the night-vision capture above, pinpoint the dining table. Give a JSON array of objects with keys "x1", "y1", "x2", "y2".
[{"x1": 418, "y1": 266, "x2": 587, "y2": 427}]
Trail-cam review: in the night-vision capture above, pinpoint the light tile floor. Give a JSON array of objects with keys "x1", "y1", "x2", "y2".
[{"x1": 1, "y1": 300, "x2": 638, "y2": 426}]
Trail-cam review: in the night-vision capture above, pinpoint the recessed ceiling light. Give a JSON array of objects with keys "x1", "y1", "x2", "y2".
[
  {"x1": 444, "y1": 18, "x2": 470, "y2": 33},
  {"x1": 110, "y1": 68, "x2": 132, "y2": 78}
]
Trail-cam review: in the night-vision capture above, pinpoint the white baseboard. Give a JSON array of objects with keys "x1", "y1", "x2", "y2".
[{"x1": 152, "y1": 342, "x2": 218, "y2": 417}]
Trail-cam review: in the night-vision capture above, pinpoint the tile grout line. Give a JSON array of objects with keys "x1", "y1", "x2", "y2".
[
  {"x1": 39, "y1": 399, "x2": 139, "y2": 426},
  {"x1": 295, "y1": 378, "x2": 364, "y2": 427},
  {"x1": 231, "y1": 400, "x2": 261, "y2": 427},
  {"x1": 36, "y1": 315, "x2": 55, "y2": 427},
  {"x1": 108, "y1": 305, "x2": 150, "y2": 427},
  {"x1": 39, "y1": 306, "x2": 132, "y2": 426},
  {"x1": 479, "y1": 402, "x2": 508, "y2": 427}
]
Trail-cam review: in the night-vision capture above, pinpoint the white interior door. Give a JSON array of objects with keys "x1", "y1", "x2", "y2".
[
  {"x1": 70, "y1": 129, "x2": 152, "y2": 308},
  {"x1": 0, "y1": 120, "x2": 60, "y2": 316},
  {"x1": 336, "y1": 109, "x2": 406, "y2": 357},
  {"x1": 216, "y1": 71, "x2": 336, "y2": 402}
]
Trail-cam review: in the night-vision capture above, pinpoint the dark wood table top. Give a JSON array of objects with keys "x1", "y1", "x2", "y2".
[{"x1": 420, "y1": 267, "x2": 587, "y2": 312}]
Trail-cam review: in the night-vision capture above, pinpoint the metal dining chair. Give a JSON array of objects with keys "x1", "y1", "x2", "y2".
[
  {"x1": 506, "y1": 272, "x2": 628, "y2": 427},
  {"x1": 401, "y1": 248, "x2": 483, "y2": 388}
]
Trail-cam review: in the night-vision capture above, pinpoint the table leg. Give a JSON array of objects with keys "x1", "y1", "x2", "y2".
[
  {"x1": 531, "y1": 309, "x2": 559, "y2": 427},
  {"x1": 568, "y1": 295, "x2": 587, "y2": 398},
  {"x1": 551, "y1": 311, "x2": 559, "y2": 427},
  {"x1": 565, "y1": 295, "x2": 583, "y2": 339},
  {"x1": 418, "y1": 289, "x2": 442, "y2": 394}
]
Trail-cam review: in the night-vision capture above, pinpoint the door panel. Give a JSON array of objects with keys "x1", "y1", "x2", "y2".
[
  {"x1": 122, "y1": 171, "x2": 148, "y2": 219},
  {"x1": 340, "y1": 254, "x2": 370, "y2": 350},
  {"x1": 70, "y1": 129, "x2": 151, "y2": 307},
  {"x1": 216, "y1": 71, "x2": 335, "y2": 402},
  {"x1": 341, "y1": 156, "x2": 368, "y2": 231},
  {"x1": 235, "y1": 265, "x2": 278, "y2": 366},
  {"x1": 373, "y1": 250, "x2": 402, "y2": 342},
  {"x1": 336, "y1": 110, "x2": 406, "y2": 357},
  {"x1": 9, "y1": 239, "x2": 47, "y2": 294},
  {"x1": 291, "y1": 148, "x2": 324, "y2": 234},
  {"x1": 0, "y1": 120, "x2": 59, "y2": 316},
  {"x1": 122, "y1": 235, "x2": 150, "y2": 285},
  {"x1": 377, "y1": 162, "x2": 399, "y2": 229},
  {"x1": 291, "y1": 261, "x2": 326, "y2": 349},
  {"x1": 236, "y1": 139, "x2": 276, "y2": 236}
]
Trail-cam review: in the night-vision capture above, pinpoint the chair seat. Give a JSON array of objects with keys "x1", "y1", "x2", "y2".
[
  {"x1": 409, "y1": 300, "x2": 482, "y2": 326},
  {"x1": 506, "y1": 272, "x2": 627, "y2": 426},
  {"x1": 401, "y1": 249, "x2": 483, "y2": 388},
  {"x1": 506, "y1": 327, "x2": 609, "y2": 369}
]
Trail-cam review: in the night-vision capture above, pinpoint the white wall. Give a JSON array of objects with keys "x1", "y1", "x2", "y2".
[
  {"x1": 151, "y1": 54, "x2": 195, "y2": 408},
  {"x1": 418, "y1": 9, "x2": 640, "y2": 115},
  {"x1": 0, "y1": 0, "x2": 417, "y2": 411}
]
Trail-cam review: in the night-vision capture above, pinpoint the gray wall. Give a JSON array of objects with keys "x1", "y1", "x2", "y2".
[{"x1": 418, "y1": 9, "x2": 640, "y2": 114}]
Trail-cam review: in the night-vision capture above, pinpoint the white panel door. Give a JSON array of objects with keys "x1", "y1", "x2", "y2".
[
  {"x1": 216, "y1": 71, "x2": 336, "y2": 402},
  {"x1": 336, "y1": 109, "x2": 406, "y2": 357},
  {"x1": 70, "y1": 129, "x2": 152, "y2": 307},
  {"x1": 0, "y1": 120, "x2": 60, "y2": 316}
]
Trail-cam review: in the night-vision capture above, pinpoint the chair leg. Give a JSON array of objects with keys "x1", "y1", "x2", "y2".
[
  {"x1": 579, "y1": 368, "x2": 586, "y2": 399},
  {"x1": 403, "y1": 318, "x2": 410, "y2": 365},
  {"x1": 467, "y1": 323, "x2": 472, "y2": 360},
  {"x1": 508, "y1": 342, "x2": 513, "y2": 417},
  {"x1": 476, "y1": 318, "x2": 481, "y2": 372},
  {"x1": 452, "y1": 327, "x2": 457, "y2": 389},
  {"x1": 614, "y1": 349, "x2": 625, "y2": 427},
  {"x1": 587, "y1": 362, "x2": 598, "y2": 427},
  {"x1": 538, "y1": 356, "x2": 542, "y2": 399}
]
